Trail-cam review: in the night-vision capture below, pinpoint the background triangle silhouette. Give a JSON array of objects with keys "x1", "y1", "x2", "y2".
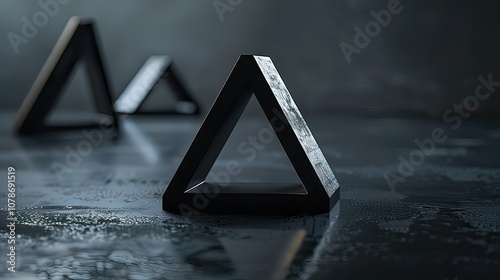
[
  {"x1": 114, "y1": 55, "x2": 200, "y2": 115},
  {"x1": 14, "y1": 17, "x2": 119, "y2": 135},
  {"x1": 163, "y1": 55, "x2": 340, "y2": 215}
]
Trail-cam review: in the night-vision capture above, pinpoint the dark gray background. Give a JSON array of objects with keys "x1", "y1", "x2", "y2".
[{"x1": 1, "y1": 0, "x2": 499, "y2": 116}]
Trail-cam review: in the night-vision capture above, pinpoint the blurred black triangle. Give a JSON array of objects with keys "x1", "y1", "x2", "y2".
[
  {"x1": 163, "y1": 55, "x2": 340, "y2": 215},
  {"x1": 14, "y1": 17, "x2": 119, "y2": 136},
  {"x1": 114, "y1": 55, "x2": 200, "y2": 115}
]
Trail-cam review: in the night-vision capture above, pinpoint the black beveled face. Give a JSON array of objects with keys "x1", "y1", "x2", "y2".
[
  {"x1": 162, "y1": 55, "x2": 340, "y2": 215},
  {"x1": 14, "y1": 16, "x2": 119, "y2": 136},
  {"x1": 113, "y1": 55, "x2": 200, "y2": 115}
]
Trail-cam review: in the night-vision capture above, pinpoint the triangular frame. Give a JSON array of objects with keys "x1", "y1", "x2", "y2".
[
  {"x1": 14, "y1": 17, "x2": 119, "y2": 135},
  {"x1": 113, "y1": 55, "x2": 200, "y2": 115},
  {"x1": 163, "y1": 55, "x2": 340, "y2": 215}
]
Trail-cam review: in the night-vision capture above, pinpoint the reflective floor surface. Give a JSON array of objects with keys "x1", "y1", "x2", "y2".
[{"x1": 0, "y1": 111, "x2": 499, "y2": 279}]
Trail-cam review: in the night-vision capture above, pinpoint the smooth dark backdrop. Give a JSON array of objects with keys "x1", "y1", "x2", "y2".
[{"x1": 1, "y1": 0, "x2": 499, "y2": 116}]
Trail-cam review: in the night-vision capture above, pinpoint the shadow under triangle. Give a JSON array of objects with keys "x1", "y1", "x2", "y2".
[
  {"x1": 163, "y1": 55, "x2": 340, "y2": 216},
  {"x1": 114, "y1": 55, "x2": 200, "y2": 115},
  {"x1": 14, "y1": 17, "x2": 119, "y2": 136}
]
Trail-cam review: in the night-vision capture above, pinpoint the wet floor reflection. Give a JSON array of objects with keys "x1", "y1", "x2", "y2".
[
  {"x1": 169, "y1": 206, "x2": 339, "y2": 280},
  {"x1": 168, "y1": 229, "x2": 305, "y2": 279},
  {"x1": 0, "y1": 208, "x2": 339, "y2": 280}
]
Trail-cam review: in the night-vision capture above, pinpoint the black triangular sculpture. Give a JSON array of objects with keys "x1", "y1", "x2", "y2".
[
  {"x1": 14, "y1": 17, "x2": 119, "y2": 135},
  {"x1": 114, "y1": 55, "x2": 200, "y2": 115},
  {"x1": 163, "y1": 55, "x2": 340, "y2": 215}
]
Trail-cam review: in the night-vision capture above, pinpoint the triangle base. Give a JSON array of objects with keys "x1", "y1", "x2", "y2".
[
  {"x1": 18, "y1": 122, "x2": 113, "y2": 136},
  {"x1": 163, "y1": 182, "x2": 340, "y2": 215},
  {"x1": 123, "y1": 104, "x2": 200, "y2": 116}
]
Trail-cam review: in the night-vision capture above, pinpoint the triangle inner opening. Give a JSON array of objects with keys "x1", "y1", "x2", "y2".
[
  {"x1": 199, "y1": 95, "x2": 305, "y2": 194},
  {"x1": 136, "y1": 77, "x2": 188, "y2": 113},
  {"x1": 45, "y1": 61, "x2": 108, "y2": 126}
]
